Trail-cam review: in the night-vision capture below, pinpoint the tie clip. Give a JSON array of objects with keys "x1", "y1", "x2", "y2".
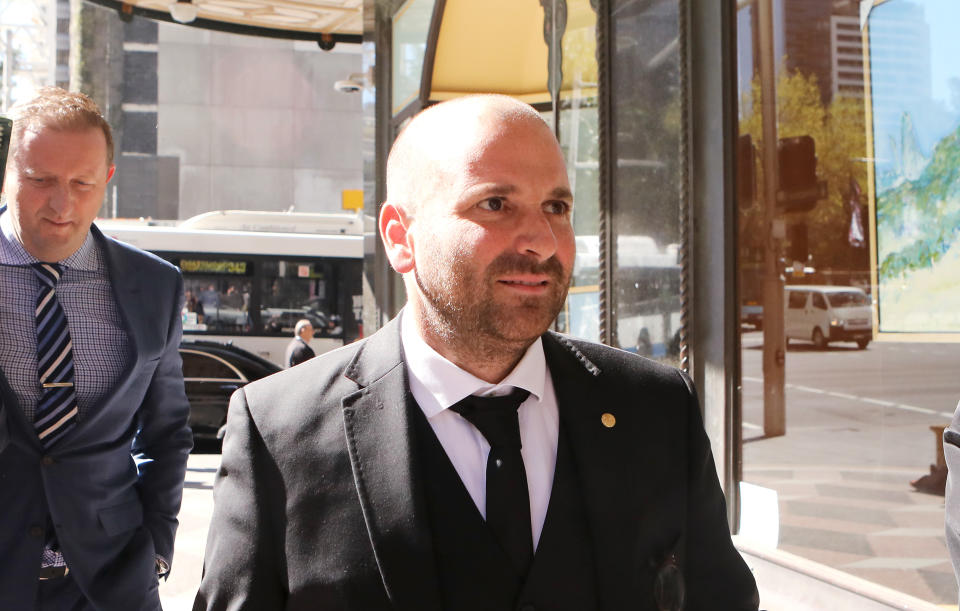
[{"x1": 42, "y1": 382, "x2": 73, "y2": 388}]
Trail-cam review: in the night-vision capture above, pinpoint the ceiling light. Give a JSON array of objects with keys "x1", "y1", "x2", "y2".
[{"x1": 169, "y1": 0, "x2": 198, "y2": 24}]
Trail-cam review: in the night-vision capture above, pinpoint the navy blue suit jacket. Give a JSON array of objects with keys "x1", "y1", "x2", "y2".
[{"x1": 0, "y1": 224, "x2": 193, "y2": 610}]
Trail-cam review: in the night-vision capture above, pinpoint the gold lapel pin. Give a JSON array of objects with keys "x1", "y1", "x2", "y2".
[{"x1": 601, "y1": 413, "x2": 616, "y2": 428}]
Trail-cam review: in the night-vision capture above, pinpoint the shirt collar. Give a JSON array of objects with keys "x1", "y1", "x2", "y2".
[
  {"x1": 0, "y1": 208, "x2": 98, "y2": 270},
  {"x1": 400, "y1": 308, "x2": 546, "y2": 419}
]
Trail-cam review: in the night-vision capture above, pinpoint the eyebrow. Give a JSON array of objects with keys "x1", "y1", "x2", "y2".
[
  {"x1": 473, "y1": 184, "x2": 573, "y2": 200},
  {"x1": 550, "y1": 186, "x2": 574, "y2": 200}
]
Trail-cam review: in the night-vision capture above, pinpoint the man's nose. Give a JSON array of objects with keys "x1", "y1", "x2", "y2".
[
  {"x1": 46, "y1": 184, "x2": 73, "y2": 215},
  {"x1": 514, "y1": 209, "x2": 559, "y2": 262}
]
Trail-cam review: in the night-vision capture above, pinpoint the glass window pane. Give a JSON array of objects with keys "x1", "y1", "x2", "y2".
[
  {"x1": 609, "y1": 0, "x2": 682, "y2": 363},
  {"x1": 555, "y1": 0, "x2": 600, "y2": 343},
  {"x1": 181, "y1": 262, "x2": 254, "y2": 334},
  {"x1": 392, "y1": 0, "x2": 436, "y2": 115},
  {"x1": 260, "y1": 260, "x2": 346, "y2": 338},
  {"x1": 737, "y1": 0, "x2": 960, "y2": 604}
]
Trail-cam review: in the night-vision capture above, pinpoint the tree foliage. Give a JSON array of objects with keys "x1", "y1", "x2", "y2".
[{"x1": 739, "y1": 67, "x2": 869, "y2": 271}]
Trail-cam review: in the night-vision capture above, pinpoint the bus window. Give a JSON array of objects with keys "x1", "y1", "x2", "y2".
[
  {"x1": 259, "y1": 260, "x2": 345, "y2": 339},
  {"x1": 96, "y1": 211, "x2": 364, "y2": 366}
]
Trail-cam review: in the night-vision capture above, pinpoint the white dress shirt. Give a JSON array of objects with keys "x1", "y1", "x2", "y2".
[{"x1": 401, "y1": 311, "x2": 559, "y2": 549}]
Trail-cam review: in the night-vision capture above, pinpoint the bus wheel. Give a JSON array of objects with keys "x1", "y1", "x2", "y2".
[{"x1": 812, "y1": 327, "x2": 827, "y2": 349}]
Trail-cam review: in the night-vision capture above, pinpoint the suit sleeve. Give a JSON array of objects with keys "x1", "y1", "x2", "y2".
[
  {"x1": 131, "y1": 273, "x2": 193, "y2": 568},
  {"x1": 943, "y1": 401, "x2": 960, "y2": 583},
  {"x1": 677, "y1": 371, "x2": 760, "y2": 610},
  {"x1": 194, "y1": 387, "x2": 287, "y2": 610},
  {"x1": 0, "y1": 396, "x2": 8, "y2": 456}
]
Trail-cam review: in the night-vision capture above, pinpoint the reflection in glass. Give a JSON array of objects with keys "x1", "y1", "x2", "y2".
[
  {"x1": 737, "y1": 0, "x2": 960, "y2": 603},
  {"x1": 392, "y1": 0, "x2": 436, "y2": 115},
  {"x1": 554, "y1": 0, "x2": 600, "y2": 343},
  {"x1": 608, "y1": 0, "x2": 682, "y2": 363}
]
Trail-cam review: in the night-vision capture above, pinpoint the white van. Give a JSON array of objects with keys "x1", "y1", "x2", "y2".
[{"x1": 784, "y1": 285, "x2": 873, "y2": 350}]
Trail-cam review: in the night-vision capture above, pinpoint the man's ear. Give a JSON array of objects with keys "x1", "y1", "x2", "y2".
[
  {"x1": 106, "y1": 164, "x2": 116, "y2": 183},
  {"x1": 379, "y1": 201, "x2": 415, "y2": 274}
]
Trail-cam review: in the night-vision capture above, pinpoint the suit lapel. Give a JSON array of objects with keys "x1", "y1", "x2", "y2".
[
  {"x1": 543, "y1": 333, "x2": 642, "y2": 609},
  {"x1": 97, "y1": 226, "x2": 142, "y2": 378},
  {"x1": 341, "y1": 317, "x2": 442, "y2": 611},
  {"x1": 0, "y1": 366, "x2": 36, "y2": 453}
]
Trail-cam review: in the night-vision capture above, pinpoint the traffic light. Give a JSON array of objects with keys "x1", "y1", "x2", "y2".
[
  {"x1": 777, "y1": 135, "x2": 825, "y2": 213},
  {"x1": 787, "y1": 222, "x2": 808, "y2": 263}
]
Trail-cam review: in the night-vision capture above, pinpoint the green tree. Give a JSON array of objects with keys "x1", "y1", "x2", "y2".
[{"x1": 739, "y1": 67, "x2": 869, "y2": 272}]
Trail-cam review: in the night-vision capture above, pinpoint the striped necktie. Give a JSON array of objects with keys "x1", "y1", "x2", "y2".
[{"x1": 32, "y1": 263, "x2": 78, "y2": 449}]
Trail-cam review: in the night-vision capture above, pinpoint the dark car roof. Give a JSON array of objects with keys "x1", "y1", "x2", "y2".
[{"x1": 179, "y1": 339, "x2": 281, "y2": 380}]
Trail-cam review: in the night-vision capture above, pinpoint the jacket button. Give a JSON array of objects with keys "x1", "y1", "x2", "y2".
[
  {"x1": 29, "y1": 526, "x2": 44, "y2": 538},
  {"x1": 41, "y1": 456, "x2": 55, "y2": 465}
]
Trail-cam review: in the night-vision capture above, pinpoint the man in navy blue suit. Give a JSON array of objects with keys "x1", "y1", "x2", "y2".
[{"x1": 0, "y1": 88, "x2": 192, "y2": 610}]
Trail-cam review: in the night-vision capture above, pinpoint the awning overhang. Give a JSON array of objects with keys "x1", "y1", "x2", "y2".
[{"x1": 84, "y1": 0, "x2": 362, "y2": 47}]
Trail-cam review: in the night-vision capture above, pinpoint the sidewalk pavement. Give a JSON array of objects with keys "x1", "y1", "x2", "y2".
[{"x1": 160, "y1": 453, "x2": 219, "y2": 611}]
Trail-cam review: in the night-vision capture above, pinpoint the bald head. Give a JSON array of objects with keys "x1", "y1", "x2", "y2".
[
  {"x1": 385, "y1": 95, "x2": 555, "y2": 217},
  {"x1": 377, "y1": 94, "x2": 574, "y2": 381}
]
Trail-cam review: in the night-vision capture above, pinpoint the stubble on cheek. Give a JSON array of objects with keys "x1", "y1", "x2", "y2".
[{"x1": 414, "y1": 242, "x2": 571, "y2": 347}]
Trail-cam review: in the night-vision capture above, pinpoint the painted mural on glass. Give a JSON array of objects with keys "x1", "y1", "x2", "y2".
[{"x1": 867, "y1": 0, "x2": 960, "y2": 334}]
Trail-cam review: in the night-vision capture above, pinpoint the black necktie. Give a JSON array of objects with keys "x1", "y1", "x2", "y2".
[{"x1": 450, "y1": 387, "x2": 533, "y2": 575}]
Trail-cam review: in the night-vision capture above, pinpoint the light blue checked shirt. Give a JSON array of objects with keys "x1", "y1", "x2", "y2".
[{"x1": 0, "y1": 211, "x2": 130, "y2": 422}]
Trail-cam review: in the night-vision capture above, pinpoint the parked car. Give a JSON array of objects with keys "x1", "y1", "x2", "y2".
[
  {"x1": 741, "y1": 300, "x2": 763, "y2": 330},
  {"x1": 784, "y1": 285, "x2": 873, "y2": 350},
  {"x1": 179, "y1": 340, "x2": 281, "y2": 443}
]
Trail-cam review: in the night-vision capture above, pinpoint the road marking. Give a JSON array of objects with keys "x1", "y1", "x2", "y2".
[
  {"x1": 741, "y1": 377, "x2": 941, "y2": 417},
  {"x1": 826, "y1": 391, "x2": 859, "y2": 401},
  {"x1": 860, "y1": 397, "x2": 896, "y2": 407}
]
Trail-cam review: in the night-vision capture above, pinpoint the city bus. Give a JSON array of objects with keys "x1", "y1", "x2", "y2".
[
  {"x1": 565, "y1": 235, "x2": 681, "y2": 360},
  {"x1": 96, "y1": 210, "x2": 366, "y2": 366}
]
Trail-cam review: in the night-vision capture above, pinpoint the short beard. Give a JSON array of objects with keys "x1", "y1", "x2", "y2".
[{"x1": 413, "y1": 250, "x2": 570, "y2": 359}]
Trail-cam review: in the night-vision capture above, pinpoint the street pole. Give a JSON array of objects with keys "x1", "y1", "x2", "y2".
[{"x1": 757, "y1": 0, "x2": 785, "y2": 437}]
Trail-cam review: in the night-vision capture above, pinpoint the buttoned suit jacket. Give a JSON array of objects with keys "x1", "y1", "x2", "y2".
[
  {"x1": 195, "y1": 316, "x2": 759, "y2": 610},
  {"x1": 0, "y1": 224, "x2": 193, "y2": 611}
]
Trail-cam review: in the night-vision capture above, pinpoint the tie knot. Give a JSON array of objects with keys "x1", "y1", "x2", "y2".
[
  {"x1": 32, "y1": 263, "x2": 63, "y2": 288},
  {"x1": 450, "y1": 387, "x2": 530, "y2": 449}
]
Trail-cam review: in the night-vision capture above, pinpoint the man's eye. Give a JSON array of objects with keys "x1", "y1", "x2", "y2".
[
  {"x1": 545, "y1": 200, "x2": 571, "y2": 215},
  {"x1": 478, "y1": 197, "x2": 505, "y2": 211}
]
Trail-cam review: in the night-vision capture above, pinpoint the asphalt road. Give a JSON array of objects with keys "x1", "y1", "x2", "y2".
[
  {"x1": 741, "y1": 331, "x2": 959, "y2": 469},
  {"x1": 740, "y1": 331, "x2": 960, "y2": 604}
]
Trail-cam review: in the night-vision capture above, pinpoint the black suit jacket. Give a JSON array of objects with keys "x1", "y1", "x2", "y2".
[
  {"x1": 284, "y1": 337, "x2": 316, "y2": 368},
  {"x1": 195, "y1": 316, "x2": 758, "y2": 610}
]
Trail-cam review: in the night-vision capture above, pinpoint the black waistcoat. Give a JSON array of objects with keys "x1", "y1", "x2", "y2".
[{"x1": 412, "y1": 406, "x2": 599, "y2": 611}]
